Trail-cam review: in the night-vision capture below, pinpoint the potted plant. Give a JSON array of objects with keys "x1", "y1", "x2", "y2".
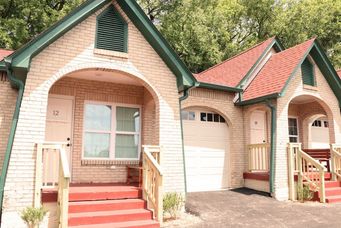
[{"x1": 21, "y1": 206, "x2": 47, "y2": 228}]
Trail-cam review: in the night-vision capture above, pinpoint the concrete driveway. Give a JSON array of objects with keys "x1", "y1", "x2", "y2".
[{"x1": 185, "y1": 188, "x2": 341, "y2": 228}]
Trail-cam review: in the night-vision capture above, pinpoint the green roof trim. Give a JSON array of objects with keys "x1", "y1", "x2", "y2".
[
  {"x1": 7, "y1": 0, "x2": 111, "y2": 70},
  {"x1": 235, "y1": 93, "x2": 280, "y2": 106},
  {"x1": 280, "y1": 40, "x2": 341, "y2": 106},
  {"x1": 237, "y1": 37, "x2": 284, "y2": 89},
  {"x1": 197, "y1": 82, "x2": 243, "y2": 92},
  {"x1": 116, "y1": 0, "x2": 196, "y2": 91}
]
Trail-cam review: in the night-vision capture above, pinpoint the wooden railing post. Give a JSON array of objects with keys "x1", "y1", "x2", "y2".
[
  {"x1": 296, "y1": 144, "x2": 303, "y2": 193},
  {"x1": 287, "y1": 143, "x2": 295, "y2": 201},
  {"x1": 34, "y1": 144, "x2": 43, "y2": 208},
  {"x1": 319, "y1": 170, "x2": 326, "y2": 203},
  {"x1": 331, "y1": 144, "x2": 336, "y2": 181}
]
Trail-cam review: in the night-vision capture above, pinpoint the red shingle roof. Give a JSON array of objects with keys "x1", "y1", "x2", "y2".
[
  {"x1": 0, "y1": 49, "x2": 13, "y2": 61},
  {"x1": 195, "y1": 37, "x2": 275, "y2": 87},
  {"x1": 243, "y1": 38, "x2": 315, "y2": 101},
  {"x1": 337, "y1": 69, "x2": 341, "y2": 79}
]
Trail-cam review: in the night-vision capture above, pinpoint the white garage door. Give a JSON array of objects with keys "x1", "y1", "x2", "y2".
[{"x1": 182, "y1": 110, "x2": 229, "y2": 192}]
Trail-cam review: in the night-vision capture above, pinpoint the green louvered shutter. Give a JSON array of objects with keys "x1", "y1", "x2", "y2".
[
  {"x1": 96, "y1": 5, "x2": 127, "y2": 52},
  {"x1": 301, "y1": 58, "x2": 315, "y2": 86}
]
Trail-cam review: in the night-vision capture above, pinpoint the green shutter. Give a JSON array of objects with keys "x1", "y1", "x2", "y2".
[
  {"x1": 301, "y1": 58, "x2": 315, "y2": 86},
  {"x1": 95, "y1": 5, "x2": 127, "y2": 52}
]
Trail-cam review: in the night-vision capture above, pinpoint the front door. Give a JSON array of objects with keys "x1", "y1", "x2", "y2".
[
  {"x1": 250, "y1": 110, "x2": 267, "y2": 144},
  {"x1": 45, "y1": 95, "x2": 74, "y2": 174}
]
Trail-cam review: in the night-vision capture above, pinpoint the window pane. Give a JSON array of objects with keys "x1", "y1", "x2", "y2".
[
  {"x1": 200, "y1": 113, "x2": 207, "y2": 121},
  {"x1": 289, "y1": 137, "x2": 298, "y2": 143},
  {"x1": 220, "y1": 116, "x2": 226, "y2": 123},
  {"x1": 115, "y1": 134, "x2": 139, "y2": 159},
  {"x1": 116, "y1": 107, "x2": 140, "y2": 132},
  {"x1": 207, "y1": 113, "x2": 213, "y2": 122},
  {"x1": 84, "y1": 133, "x2": 110, "y2": 158},
  {"x1": 181, "y1": 111, "x2": 189, "y2": 120},
  {"x1": 324, "y1": 121, "x2": 329, "y2": 128},
  {"x1": 85, "y1": 104, "x2": 111, "y2": 131},
  {"x1": 189, "y1": 112, "x2": 196, "y2": 120},
  {"x1": 214, "y1": 114, "x2": 220, "y2": 122}
]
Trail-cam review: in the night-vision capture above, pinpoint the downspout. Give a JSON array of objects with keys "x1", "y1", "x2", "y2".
[
  {"x1": 266, "y1": 100, "x2": 276, "y2": 194},
  {"x1": 0, "y1": 60, "x2": 25, "y2": 217},
  {"x1": 179, "y1": 88, "x2": 189, "y2": 194}
]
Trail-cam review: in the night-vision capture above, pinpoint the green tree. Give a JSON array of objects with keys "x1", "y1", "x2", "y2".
[{"x1": 0, "y1": 0, "x2": 84, "y2": 50}]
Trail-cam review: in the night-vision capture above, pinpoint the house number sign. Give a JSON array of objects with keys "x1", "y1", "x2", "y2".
[{"x1": 53, "y1": 110, "x2": 60, "y2": 116}]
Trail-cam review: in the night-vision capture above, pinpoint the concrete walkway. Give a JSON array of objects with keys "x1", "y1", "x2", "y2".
[{"x1": 185, "y1": 188, "x2": 341, "y2": 228}]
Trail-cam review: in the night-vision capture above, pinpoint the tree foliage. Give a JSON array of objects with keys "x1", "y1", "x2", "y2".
[{"x1": 0, "y1": 0, "x2": 340, "y2": 72}]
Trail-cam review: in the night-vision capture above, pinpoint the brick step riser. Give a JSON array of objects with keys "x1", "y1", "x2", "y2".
[
  {"x1": 68, "y1": 211, "x2": 153, "y2": 226},
  {"x1": 69, "y1": 191, "x2": 142, "y2": 202},
  {"x1": 69, "y1": 201, "x2": 146, "y2": 213}
]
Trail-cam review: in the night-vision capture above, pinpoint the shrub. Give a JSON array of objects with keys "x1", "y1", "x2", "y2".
[
  {"x1": 163, "y1": 192, "x2": 184, "y2": 219},
  {"x1": 21, "y1": 206, "x2": 47, "y2": 228},
  {"x1": 297, "y1": 185, "x2": 313, "y2": 202}
]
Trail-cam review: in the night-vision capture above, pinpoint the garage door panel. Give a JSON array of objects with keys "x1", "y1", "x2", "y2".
[{"x1": 183, "y1": 112, "x2": 229, "y2": 192}]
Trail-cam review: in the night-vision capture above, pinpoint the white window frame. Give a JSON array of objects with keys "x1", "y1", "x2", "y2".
[
  {"x1": 82, "y1": 100, "x2": 141, "y2": 161},
  {"x1": 288, "y1": 116, "x2": 299, "y2": 143}
]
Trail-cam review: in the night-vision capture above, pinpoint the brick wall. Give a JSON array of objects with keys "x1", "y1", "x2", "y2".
[
  {"x1": 183, "y1": 88, "x2": 245, "y2": 188},
  {"x1": 2, "y1": 1, "x2": 185, "y2": 226},
  {"x1": 0, "y1": 74, "x2": 18, "y2": 174}
]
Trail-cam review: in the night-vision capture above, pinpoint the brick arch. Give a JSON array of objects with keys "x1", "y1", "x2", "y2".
[
  {"x1": 287, "y1": 94, "x2": 335, "y2": 147},
  {"x1": 45, "y1": 62, "x2": 161, "y2": 107}
]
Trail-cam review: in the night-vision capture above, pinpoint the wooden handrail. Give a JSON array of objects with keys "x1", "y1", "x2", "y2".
[
  {"x1": 34, "y1": 142, "x2": 70, "y2": 228},
  {"x1": 248, "y1": 143, "x2": 270, "y2": 172},
  {"x1": 142, "y1": 145, "x2": 163, "y2": 224},
  {"x1": 288, "y1": 143, "x2": 325, "y2": 203},
  {"x1": 331, "y1": 144, "x2": 341, "y2": 180}
]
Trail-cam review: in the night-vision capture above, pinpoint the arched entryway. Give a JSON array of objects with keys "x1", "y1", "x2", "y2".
[
  {"x1": 181, "y1": 107, "x2": 230, "y2": 192},
  {"x1": 44, "y1": 68, "x2": 160, "y2": 185},
  {"x1": 287, "y1": 94, "x2": 334, "y2": 149}
]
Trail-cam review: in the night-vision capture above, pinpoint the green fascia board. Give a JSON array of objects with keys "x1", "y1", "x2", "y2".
[
  {"x1": 197, "y1": 82, "x2": 243, "y2": 92},
  {"x1": 237, "y1": 37, "x2": 284, "y2": 89},
  {"x1": 280, "y1": 40, "x2": 341, "y2": 106},
  {"x1": 235, "y1": 93, "x2": 280, "y2": 106},
  {"x1": 8, "y1": 0, "x2": 111, "y2": 69},
  {"x1": 116, "y1": 0, "x2": 196, "y2": 90}
]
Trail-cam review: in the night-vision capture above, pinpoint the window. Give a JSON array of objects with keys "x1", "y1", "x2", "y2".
[
  {"x1": 95, "y1": 5, "x2": 128, "y2": 52},
  {"x1": 181, "y1": 111, "x2": 195, "y2": 120},
  {"x1": 312, "y1": 120, "x2": 322, "y2": 127},
  {"x1": 200, "y1": 112, "x2": 225, "y2": 123},
  {"x1": 288, "y1": 118, "x2": 298, "y2": 142},
  {"x1": 324, "y1": 121, "x2": 329, "y2": 128},
  {"x1": 83, "y1": 102, "x2": 140, "y2": 160},
  {"x1": 301, "y1": 58, "x2": 315, "y2": 86}
]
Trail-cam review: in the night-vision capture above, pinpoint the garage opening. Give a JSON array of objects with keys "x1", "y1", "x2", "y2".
[{"x1": 182, "y1": 108, "x2": 229, "y2": 192}]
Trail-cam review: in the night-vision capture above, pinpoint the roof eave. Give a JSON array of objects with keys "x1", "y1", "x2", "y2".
[
  {"x1": 197, "y1": 82, "x2": 243, "y2": 93},
  {"x1": 235, "y1": 93, "x2": 280, "y2": 106}
]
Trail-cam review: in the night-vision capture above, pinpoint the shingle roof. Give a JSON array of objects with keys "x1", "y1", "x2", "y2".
[
  {"x1": 0, "y1": 49, "x2": 13, "y2": 61},
  {"x1": 195, "y1": 37, "x2": 275, "y2": 87},
  {"x1": 337, "y1": 69, "x2": 341, "y2": 79},
  {"x1": 242, "y1": 38, "x2": 315, "y2": 101}
]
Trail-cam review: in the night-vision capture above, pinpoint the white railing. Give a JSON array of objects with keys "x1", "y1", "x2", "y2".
[
  {"x1": 34, "y1": 142, "x2": 70, "y2": 228},
  {"x1": 248, "y1": 143, "x2": 270, "y2": 172},
  {"x1": 288, "y1": 143, "x2": 325, "y2": 203},
  {"x1": 142, "y1": 145, "x2": 163, "y2": 223},
  {"x1": 331, "y1": 144, "x2": 341, "y2": 180}
]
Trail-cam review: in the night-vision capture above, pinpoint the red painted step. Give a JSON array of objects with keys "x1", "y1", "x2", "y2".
[
  {"x1": 326, "y1": 195, "x2": 341, "y2": 203},
  {"x1": 325, "y1": 187, "x2": 341, "y2": 197},
  {"x1": 69, "y1": 219, "x2": 160, "y2": 228},
  {"x1": 69, "y1": 185, "x2": 142, "y2": 201},
  {"x1": 68, "y1": 209, "x2": 153, "y2": 226},
  {"x1": 325, "y1": 180, "x2": 341, "y2": 188},
  {"x1": 69, "y1": 199, "x2": 146, "y2": 213}
]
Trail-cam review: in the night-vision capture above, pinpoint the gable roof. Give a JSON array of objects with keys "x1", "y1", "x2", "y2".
[
  {"x1": 194, "y1": 37, "x2": 281, "y2": 88},
  {"x1": 242, "y1": 38, "x2": 315, "y2": 101},
  {"x1": 2, "y1": 0, "x2": 196, "y2": 91},
  {"x1": 239, "y1": 38, "x2": 341, "y2": 106}
]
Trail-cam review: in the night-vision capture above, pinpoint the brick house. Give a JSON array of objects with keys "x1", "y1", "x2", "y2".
[{"x1": 0, "y1": 0, "x2": 340, "y2": 227}]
